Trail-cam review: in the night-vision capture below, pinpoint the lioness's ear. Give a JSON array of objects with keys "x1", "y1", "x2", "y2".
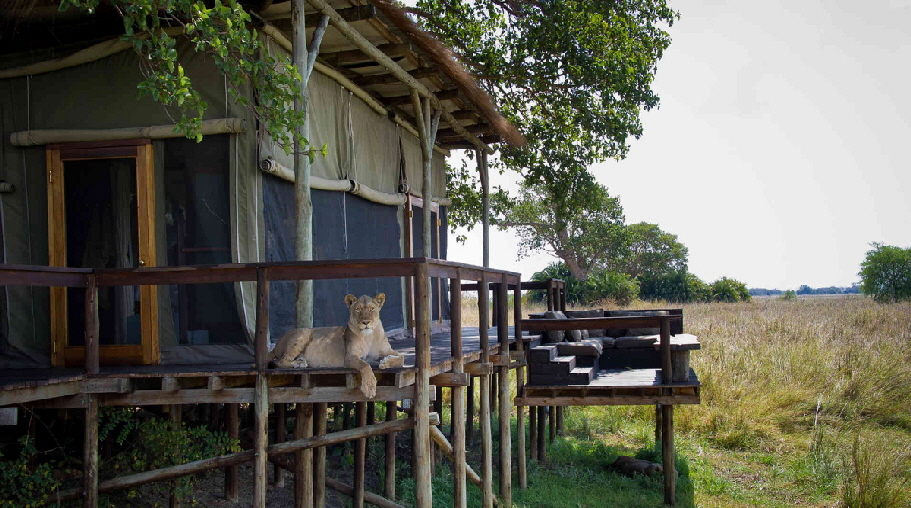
[
  {"x1": 374, "y1": 293, "x2": 386, "y2": 307},
  {"x1": 345, "y1": 294, "x2": 357, "y2": 307}
]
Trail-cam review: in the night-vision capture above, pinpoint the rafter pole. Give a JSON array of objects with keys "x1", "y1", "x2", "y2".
[{"x1": 305, "y1": 0, "x2": 492, "y2": 154}]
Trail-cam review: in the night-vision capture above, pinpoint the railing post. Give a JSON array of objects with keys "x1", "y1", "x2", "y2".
[
  {"x1": 478, "y1": 275, "x2": 493, "y2": 508},
  {"x1": 513, "y1": 280, "x2": 527, "y2": 489},
  {"x1": 254, "y1": 267, "x2": 270, "y2": 508},
  {"x1": 414, "y1": 262, "x2": 432, "y2": 508},
  {"x1": 659, "y1": 313, "x2": 675, "y2": 505},
  {"x1": 450, "y1": 276, "x2": 467, "y2": 508},
  {"x1": 497, "y1": 275, "x2": 511, "y2": 506},
  {"x1": 84, "y1": 274, "x2": 99, "y2": 376}
]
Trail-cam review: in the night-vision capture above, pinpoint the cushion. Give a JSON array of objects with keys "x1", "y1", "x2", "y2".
[{"x1": 564, "y1": 309, "x2": 606, "y2": 337}]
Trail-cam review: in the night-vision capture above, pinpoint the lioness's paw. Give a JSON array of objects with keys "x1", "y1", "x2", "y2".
[
  {"x1": 291, "y1": 358, "x2": 309, "y2": 368},
  {"x1": 361, "y1": 375, "x2": 377, "y2": 399},
  {"x1": 378, "y1": 355, "x2": 404, "y2": 369}
]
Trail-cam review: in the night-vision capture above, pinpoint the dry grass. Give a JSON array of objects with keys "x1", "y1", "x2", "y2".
[{"x1": 461, "y1": 295, "x2": 911, "y2": 507}]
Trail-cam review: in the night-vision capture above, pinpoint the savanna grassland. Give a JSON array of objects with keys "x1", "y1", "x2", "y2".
[{"x1": 439, "y1": 296, "x2": 911, "y2": 507}]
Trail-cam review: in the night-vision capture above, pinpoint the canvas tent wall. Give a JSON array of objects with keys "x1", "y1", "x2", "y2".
[{"x1": 0, "y1": 34, "x2": 449, "y2": 368}]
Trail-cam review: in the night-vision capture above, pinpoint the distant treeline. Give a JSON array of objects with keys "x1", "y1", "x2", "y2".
[{"x1": 749, "y1": 284, "x2": 861, "y2": 296}]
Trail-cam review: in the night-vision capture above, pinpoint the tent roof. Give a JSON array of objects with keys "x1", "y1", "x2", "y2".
[{"x1": 0, "y1": 0, "x2": 524, "y2": 151}]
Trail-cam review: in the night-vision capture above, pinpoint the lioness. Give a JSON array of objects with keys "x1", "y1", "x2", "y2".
[{"x1": 269, "y1": 293, "x2": 403, "y2": 398}]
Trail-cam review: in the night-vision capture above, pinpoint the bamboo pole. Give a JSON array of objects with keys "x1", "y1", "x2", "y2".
[
  {"x1": 497, "y1": 279, "x2": 512, "y2": 506},
  {"x1": 314, "y1": 402, "x2": 328, "y2": 508},
  {"x1": 414, "y1": 263, "x2": 433, "y2": 508},
  {"x1": 225, "y1": 404, "x2": 239, "y2": 502},
  {"x1": 514, "y1": 283, "x2": 527, "y2": 489},
  {"x1": 478, "y1": 277, "x2": 494, "y2": 508},
  {"x1": 450, "y1": 277, "x2": 467, "y2": 508},
  {"x1": 355, "y1": 402, "x2": 367, "y2": 508},
  {"x1": 384, "y1": 401, "x2": 397, "y2": 501},
  {"x1": 274, "y1": 403, "x2": 287, "y2": 487},
  {"x1": 83, "y1": 396, "x2": 98, "y2": 508},
  {"x1": 295, "y1": 403, "x2": 314, "y2": 508}
]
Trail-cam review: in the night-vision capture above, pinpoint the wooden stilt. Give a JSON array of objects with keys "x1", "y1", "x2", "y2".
[
  {"x1": 253, "y1": 376, "x2": 269, "y2": 508},
  {"x1": 295, "y1": 403, "x2": 314, "y2": 508},
  {"x1": 169, "y1": 405, "x2": 182, "y2": 508},
  {"x1": 556, "y1": 406, "x2": 564, "y2": 436},
  {"x1": 466, "y1": 375, "x2": 475, "y2": 445},
  {"x1": 225, "y1": 403, "x2": 239, "y2": 502},
  {"x1": 537, "y1": 406, "x2": 547, "y2": 464},
  {"x1": 274, "y1": 403, "x2": 287, "y2": 487},
  {"x1": 366, "y1": 402, "x2": 376, "y2": 448},
  {"x1": 529, "y1": 406, "x2": 538, "y2": 461},
  {"x1": 514, "y1": 282, "x2": 527, "y2": 489},
  {"x1": 662, "y1": 404, "x2": 676, "y2": 506},
  {"x1": 414, "y1": 261, "x2": 433, "y2": 508},
  {"x1": 655, "y1": 403, "x2": 662, "y2": 445},
  {"x1": 314, "y1": 402, "x2": 328, "y2": 508},
  {"x1": 355, "y1": 402, "x2": 367, "y2": 508},
  {"x1": 497, "y1": 279, "x2": 512, "y2": 507},
  {"x1": 478, "y1": 277, "x2": 494, "y2": 508},
  {"x1": 342, "y1": 403, "x2": 352, "y2": 430},
  {"x1": 83, "y1": 396, "x2": 98, "y2": 508},
  {"x1": 384, "y1": 401, "x2": 397, "y2": 501},
  {"x1": 548, "y1": 405, "x2": 556, "y2": 442},
  {"x1": 490, "y1": 369, "x2": 498, "y2": 424},
  {"x1": 433, "y1": 386, "x2": 443, "y2": 469},
  {"x1": 450, "y1": 277, "x2": 467, "y2": 508}
]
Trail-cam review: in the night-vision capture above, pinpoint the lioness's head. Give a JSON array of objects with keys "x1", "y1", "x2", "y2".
[{"x1": 345, "y1": 293, "x2": 386, "y2": 330}]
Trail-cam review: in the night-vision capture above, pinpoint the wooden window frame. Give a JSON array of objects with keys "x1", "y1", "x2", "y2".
[{"x1": 46, "y1": 139, "x2": 159, "y2": 367}]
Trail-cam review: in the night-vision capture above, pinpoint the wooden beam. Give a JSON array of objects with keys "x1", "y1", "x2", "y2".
[
  {"x1": 354, "y1": 402, "x2": 367, "y2": 508},
  {"x1": 513, "y1": 395, "x2": 701, "y2": 406},
  {"x1": 429, "y1": 426, "x2": 482, "y2": 488},
  {"x1": 225, "y1": 404, "x2": 239, "y2": 502},
  {"x1": 436, "y1": 123, "x2": 489, "y2": 139},
  {"x1": 353, "y1": 67, "x2": 437, "y2": 87},
  {"x1": 497, "y1": 279, "x2": 512, "y2": 506},
  {"x1": 324, "y1": 43, "x2": 411, "y2": 66},
  {"x1": 450, "y1": 277, "x2": 467, "y2": 508},
  {"x1": 83, "y1": 397, "x2": 98, "y2": 508},
  {"x1": 84, "y1": 275, "x2": 99, "y2": 375},
  {"x1": 477, "y1": 277, "x2": 494, "y2": 508},
  {"x1": 662, "y1": 405, "x2": 676, "y2": 506},
  {"x1": 413, "y1": 262, "x2": 433, "y2": 508},
  {"x1": 274, "y1": 403, "x2": 287, "y2": 487},
  {"x1": 305, "y1": 0, "x2": 493, "y2": 153},
  {"x1": 463, "y1": 363, "x2": 493, "y2": 376},
  {"x1": 384, "y1": 401, "x2": 397, "y2": 501},
  {"x1": 262, "y1": 4, "x2": 377, "y2": 24},
  {"x1": 326, "y1": 477, "x2": 405, "y2": 508},
  {"x1": 381, "y1": 88, "x2": 460, "y2": 106},
  {"x1": 513, "y1": 282, "x2": 527, "y2": 489},
  {"x1": 253, "y1": 376, "x2": 269, "y2": 508},
  {"x1": 429, "y1": 372, "x2": 469, "y2": 387}
]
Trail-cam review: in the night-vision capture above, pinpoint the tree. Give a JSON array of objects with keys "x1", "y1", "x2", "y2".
[
  {"x1": 639, "y1": 269, "x2": 709, "y2": 303},
  {"x1": 620, "y1": 222, "x2": 688, "y2": 279},
  {"x1": 858, "y1": 243, "x2": 911, "y2": 303},
  {"x1": 497, "y1": 179, "x2": 628, "y2": 281},
  {"x1": 529, "y1": 262, "x2": 638, "y2": 306},
  {"x1": 418, "y1": 0, "x2": 677, "y2": 187},
  {"x1": 709, "y1": 277, "x2": 751, "y2": 303}
]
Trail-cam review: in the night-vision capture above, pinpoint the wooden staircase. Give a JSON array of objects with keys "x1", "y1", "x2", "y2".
[{"x1": 527, "y1": 340, "x2": 603, "y2": 386}]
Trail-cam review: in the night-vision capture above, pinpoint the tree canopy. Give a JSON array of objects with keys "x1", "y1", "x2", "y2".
[
  {"x1": 496, "y1": 179, "x2": 628, "y2": 281},
  {"x1": 858, "y1": 243, "x2": 911, "y2": 303},
  {"x1": 417, "y1": 0, "x2": 677, "y2": 189}
]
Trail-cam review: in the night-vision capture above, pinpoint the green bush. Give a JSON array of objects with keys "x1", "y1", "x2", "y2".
[
  {"x1": 781, "y1": 290, "x2": 797, "y2": 301},
  {"x1": 639, "y1": 269, "x2": 710, "y2": 303},
  {"x1": 709, "y1": 277, "x2": 751, "y2": 303},
  {"x1": 0, "y1": 435, "x2": 63, "y2": 508},
  {"x1": 858, "y1": 243, "x2": 911, "y2": 302},
  {"x1": 530, "y1": 263, "x2": 639, "y2": 306}
]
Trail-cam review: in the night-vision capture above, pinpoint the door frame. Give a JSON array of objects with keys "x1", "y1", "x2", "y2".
[{"x1": 46, "y1": 139, "x2": 159, "y2": 367}]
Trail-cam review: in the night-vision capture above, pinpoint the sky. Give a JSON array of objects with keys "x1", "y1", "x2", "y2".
[{"x1": 450, "y1": 0, "x2": 911, "y2": 290}]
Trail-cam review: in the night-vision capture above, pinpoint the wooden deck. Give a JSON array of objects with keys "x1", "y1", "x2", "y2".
[
  {"x1": 0, "y1": 326, "x2": 530, "y2": 407},
  {"x1": 515, "y1": 367, "x2": 701, "y2": 407}
]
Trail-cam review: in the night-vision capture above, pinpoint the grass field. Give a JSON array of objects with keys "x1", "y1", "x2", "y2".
[{"x1": 429, "y1": 295, "x2": 911, "y2": 507}]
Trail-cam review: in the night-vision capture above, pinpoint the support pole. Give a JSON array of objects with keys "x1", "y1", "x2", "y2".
[
  {"x1": 537, "y1": 406, "x2": 547, "y2": 464},
  {"x1": 662, "y1": 405, "x2": 676, "y2": 506},
  {"x1": 295, "y1": 403, "x2": 314, "y2": 508},
  {"x1": 529, "y1": 406, "x2": 537, "y2": 461},
  {"x1": 314, "y1": 402, "x2": 328, "y2": 508},
  {"x1": 655, "y1": 404, "x2": 662, "y2": 445},
  {"x1": 479, "y1": 150, "x2": 489, "y2": 268},
  {"x1": 478, "y1": 277, "x2": 494, "y2": 508},
  {"x1": 450, "y1": 277, "x2": 467, "y2": 508},
  {"x1": 354, "y1": 402, "x2": 367, "y2": 508},
  {"x1": 384, "y1": 401, "x2": 397, "y2": 501},
  {"x1": 556, "y1": 406, "x2": 564, "y2": 436},
  {"x1": 549, "y1": 404, "x2": 556, "y2": 442},
  {"x1": 83, "y1": 396, "x2": 98, "y2": 508},
  {"x1": 169, "y1": 405, "x2": 182, "y2": 508},
  {"x1": 466, "y1": 375, "x2": 475, "y2": 444},
  {"x1": 225, "y1": 404, "x2": 239, "y2": 502},
  {"x1": 497, "y1": 279, "x2": 512, "y2": 507},
  {"x1": 84, "y1": 275, "x2": 99, "y2": 376},
  {"x1": 514, "y1": 282, "x2": 527, "y2": 489},
  {"x1": 274, "y1": 403, "x2": 287, "y2": 487},
  {"x1": 414, "y1": 263, "x2": 433, "y2": 508}
]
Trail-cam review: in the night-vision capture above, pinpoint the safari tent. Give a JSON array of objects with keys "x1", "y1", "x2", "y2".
[{"x1": 0, "y1": 0, "x2": 521, "y2": 369}]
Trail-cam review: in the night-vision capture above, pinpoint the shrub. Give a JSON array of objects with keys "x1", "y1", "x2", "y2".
[
  {"x1": 531, "y1": 263, "x2": 639, "y2": 305},
  {"x1": 710, "y1": 277, "x2": 751, "y2": 303},
  {"x1": 781, "y1": 290, "x2": 797, "y2": 301},
  {"x1": 858, "y1": 243, "x2": 911, "y2": 302},
  {"x1": 0, "y1": 435, "x2": 63, "y2": 508}
]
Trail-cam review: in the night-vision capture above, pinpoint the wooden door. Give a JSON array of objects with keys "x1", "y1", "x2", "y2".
[{"x1": 47, "y1": 139, "x2": 159, "y2": 367}]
